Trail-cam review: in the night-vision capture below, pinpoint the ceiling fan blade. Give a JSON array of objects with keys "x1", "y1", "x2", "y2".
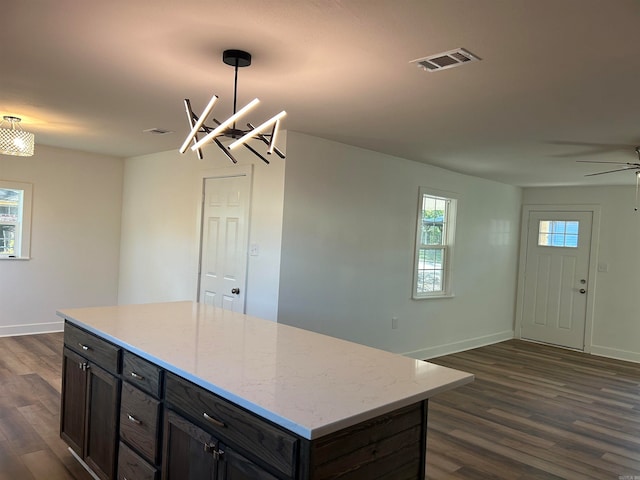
[
  {"x1": 584, "y1": 167, "x2": 639, "y2": 176},
  {"x1": 577, "y1": 160, "x2": 639, "y2": 165},
  {"x1": 548, "y1": 141, "x2": 638, "y2": 158}
]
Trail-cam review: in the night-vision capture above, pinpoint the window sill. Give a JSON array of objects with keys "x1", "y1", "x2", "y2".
[{"x1": 413, "y1": 293, "x2": 455, "y2": 300}]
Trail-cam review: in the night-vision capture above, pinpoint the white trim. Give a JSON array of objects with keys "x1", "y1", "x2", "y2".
[
  {"x1": 515, "y1": 204, "x2": 601, "y2": 353},
  {"x1": 412, "y1": 187, "x2": 459, "y2": 299},
  {"x1": 403, "y1": 330, "x2": 514, "y2": 360},
  {"x1": 590, "y1": 345, "x2": 640, "y2": 364},
  {"x1": 0, "y1": 321, "x2": 64, "y2": 337}
]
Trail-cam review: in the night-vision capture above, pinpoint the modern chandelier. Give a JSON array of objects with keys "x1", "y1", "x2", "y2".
[
  {"x1": 180, "y1": 50, "x2": 286, "y2": 164},
  {"x1": 0, "y1": 116, "x2": 35, "y2": 157}
]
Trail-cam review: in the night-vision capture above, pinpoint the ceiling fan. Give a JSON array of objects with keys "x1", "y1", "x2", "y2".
[
  {"x1": 577, "y1": 147, "x2": 640, "y2": 211},
  {"x1": 577, "y1": 146, "x2": 640, "y2": 177}
]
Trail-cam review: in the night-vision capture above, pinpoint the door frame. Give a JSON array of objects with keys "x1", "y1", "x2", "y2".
[
  {"x1": 195, "y1": 165, "x2": 253, "y2": 309},
  {"x1": 515, "y1": 204, "x2": 601, "y2": 352}
]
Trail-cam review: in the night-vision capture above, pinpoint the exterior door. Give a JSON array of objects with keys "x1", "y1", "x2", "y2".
[
  {"x1": 520, "y1": 210, "x2": 593, "y2": 350},
  {"x1": 199, "y1": 174, "x2": 250, "y2": 312}
]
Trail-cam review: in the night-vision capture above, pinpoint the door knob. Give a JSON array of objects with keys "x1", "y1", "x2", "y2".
[
  {"x1": 579, "y1": 289, "x2": 586, "y2": 294},
  {"x1": 231, "y1": 288, "x2": 240, "y2": 295}
]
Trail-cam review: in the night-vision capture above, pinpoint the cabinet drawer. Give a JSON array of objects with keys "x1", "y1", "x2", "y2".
[
  {"x1": 118, "y1": 441, "x2": 158, "y2": 480},
  {"x1": 64, "y1": 322, "x2": 120, "y2": 374},
  {"x1": 123, "y1": 351, "x2": 163, "y2": 398},
  {"x1": 120, "y1": 382, "x2": 161, "y2": 464},
  {"x1": 165, "y1": 373, "x2": 298, "y2": 478}
]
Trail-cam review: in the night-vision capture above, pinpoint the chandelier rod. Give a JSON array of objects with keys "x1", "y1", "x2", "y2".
[{"x1": 232, "y1": 57, "x2": 239, "y2": 130}]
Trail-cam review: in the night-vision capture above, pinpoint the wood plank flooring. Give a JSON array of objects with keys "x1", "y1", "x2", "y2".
[
  {"x1": 0, "y1": 333, "x2": 90, "y2": 480},
  {"x1": 427, "y1": 340, "x2": 640, "y2": 479},
  {"x1": 0, "y1": 334, "x2": 638, "y2": 479}
]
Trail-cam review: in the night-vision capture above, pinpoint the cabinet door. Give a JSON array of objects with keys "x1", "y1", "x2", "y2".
[
  {"x1": 162, "y1": 410, "x2": 218, "y2": 480},
  {"x1": 218, "y1": 445, "x2": 279, "y2": 480},
  {"x1": 84, "y1": 362, "x2": 120, "y2": 480},
  {"x1": 60, "y1": 347, "x2": 88, "y2": 457}
]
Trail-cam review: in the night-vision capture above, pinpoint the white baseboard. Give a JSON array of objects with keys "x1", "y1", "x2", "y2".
[
  {"x1": 403, "y1": 330, "x2": 514, "y2": 360},
  {"x1": 0, "y1": 321, "x2": 64, "y2": 337},
  {"x1": 590, "y1": 345, "x2": 640, "y2": 364}
]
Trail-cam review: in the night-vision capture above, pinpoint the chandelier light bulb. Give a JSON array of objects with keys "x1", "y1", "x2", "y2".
[{"x1": 191, "y1": 98, "x2": 260, "y2": 151}]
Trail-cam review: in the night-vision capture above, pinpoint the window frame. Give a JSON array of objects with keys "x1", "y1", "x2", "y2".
[
  {"x1": 412, "y1": 187, "x2": 458, "y2": 299},
  {"x1": 0, "y1": 180, "x2": 33, "y2": 260}
]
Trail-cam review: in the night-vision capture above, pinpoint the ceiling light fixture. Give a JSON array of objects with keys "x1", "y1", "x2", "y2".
[
  {"x1": 180, "y1": 50, "x2": 286, "y2": 164},
  {"x1": 0, "y1": 116, "x2": 35, "y2": 157}
]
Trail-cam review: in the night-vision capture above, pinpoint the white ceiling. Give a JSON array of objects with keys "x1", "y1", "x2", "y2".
[{"x1": 2, "y1": 0, "x2": 640, "y2": 187}]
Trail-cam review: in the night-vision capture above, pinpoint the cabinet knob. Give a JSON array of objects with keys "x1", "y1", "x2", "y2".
[
  {"x1": 214, "y1": 448, "x2": 224, "y2": 461},
  {"x1": 78, "y1": 343, "x2": 90, "y2": 351},
  {"x1": 203, "y1": 443, "x2": 224, "y2": 460},
  {"x1": 130, "y1": 371, "x2": 145, "y2": 380}
]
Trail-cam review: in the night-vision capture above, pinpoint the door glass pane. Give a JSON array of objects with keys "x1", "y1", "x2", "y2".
[{"x1": 538, "y1": 220, "x2": 579, "y2": 248}]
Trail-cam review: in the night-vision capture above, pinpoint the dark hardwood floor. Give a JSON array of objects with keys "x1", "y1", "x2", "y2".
[
  {"x1": 0, "y1": 334, "x2": 638, "y2": 479},
  {"x1": 0, "y1": 332, "x2": 91, "y2": 480},
  {"x1": 427, "y1": 339, "x2": 640, "y2": 479}
]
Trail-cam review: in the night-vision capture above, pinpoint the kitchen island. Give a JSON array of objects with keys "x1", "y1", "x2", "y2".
[{"x1": 58, "y1": 301, "x2": 473, "y2": 479}]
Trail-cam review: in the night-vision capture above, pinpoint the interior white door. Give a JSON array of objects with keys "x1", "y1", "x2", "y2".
[
  {"x1": 199, "y1": 174, "x2": 250, "y2": 312},
  {"x1": 520, "y1": 211, "x2": 592, "y2": 350}
]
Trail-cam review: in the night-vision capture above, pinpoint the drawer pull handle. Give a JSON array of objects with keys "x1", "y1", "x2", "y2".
[
  {"x1": 127, "y1": 414, "x2": 142, "y2": 425},
  {"x1": 203, "y1": 412, "x2": 226, "y2": 428},
  {"x1": 130, "y1": 371, "x2": 145, "y2": 380},
  {"x1": 78, "y1": 343, "x2": 90, "y2": 351}
]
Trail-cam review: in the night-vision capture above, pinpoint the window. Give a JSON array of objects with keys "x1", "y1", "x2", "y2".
[
  {"x1": 538, "y1": 220, "x2": 579, "y2": 248},
  {"x1": 413, "y1": 188, "x2": 457, "y2": 298},
  {"x1": 0, "y1": 180, "x2": 33, "y2": 259}
]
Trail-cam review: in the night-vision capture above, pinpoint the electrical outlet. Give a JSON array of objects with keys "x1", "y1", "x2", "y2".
[{"x1": 391, "y1": 317, "x2": 399, "y2": 329}]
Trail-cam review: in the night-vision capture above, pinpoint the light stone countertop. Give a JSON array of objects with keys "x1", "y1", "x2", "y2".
[{"x1": 57, "y1": 301, "x2": 473, "y2": 439}]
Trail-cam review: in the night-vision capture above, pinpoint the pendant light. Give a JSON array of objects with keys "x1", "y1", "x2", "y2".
[
  {"x1": 0, "y1": 116, "x2": 35, "y2": 157},
  {"x1": 180, "y1": 50, "x2": 286, "y2": 164}
]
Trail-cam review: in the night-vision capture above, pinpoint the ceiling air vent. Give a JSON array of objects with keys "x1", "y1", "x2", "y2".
[{"x1": 410, "y1": 48, "x2": 480, "y2": 72}]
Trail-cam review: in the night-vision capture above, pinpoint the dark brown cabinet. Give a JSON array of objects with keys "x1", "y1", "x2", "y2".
[
  {"x1": 60, "y1": 347, "x2": 88, "y2": 456},
  {"x1": 118, "y1": 441, "x2": 159, "y2": 480},
  {"x1": 118, "y1": 351, "x2": 163, "y2": 478},
  {"x1": 61, "y1": 320, "x2": 429, "y2": 480},
  {"x1": 219, "y1": 446, "x2": 279, "y2": 480},
  {"x1": 60, "y1": 343, "x2": 120, "y2": 480},
  {"x1": 162, "y1": 409, "x2": 277, "y2": 480}
]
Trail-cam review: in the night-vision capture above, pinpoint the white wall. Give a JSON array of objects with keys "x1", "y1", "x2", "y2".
[
  {"x1": 278, "y1": 132, "x2": 522, "y2": 357},
  {"x1": 0, "y1": 145, "x2": 123, "y2": 335},
  {"x1": 117, "y1": 134, "x2": 286, "y2": 321},
  {"x1": 522, "y1": 186, "x2": 640, "y2": 363}
]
